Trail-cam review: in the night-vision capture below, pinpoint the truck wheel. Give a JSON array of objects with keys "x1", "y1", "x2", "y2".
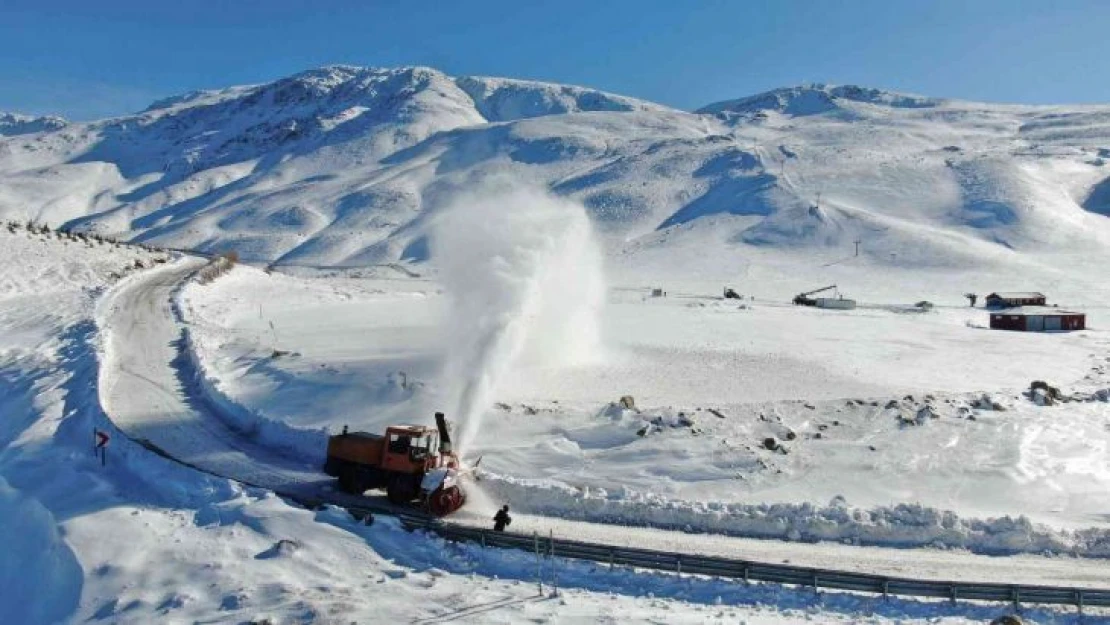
[
  {"x1": 338, "y1": 467, "x2": 362, "y2": 494},
  {"x1": 387, "y1": 474, "x2": 418, "y2": 504}
]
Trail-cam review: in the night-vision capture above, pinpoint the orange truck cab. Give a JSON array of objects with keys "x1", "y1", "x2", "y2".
[{"x1": 324, "y1": 415, "x2": 459, "y2": 504}]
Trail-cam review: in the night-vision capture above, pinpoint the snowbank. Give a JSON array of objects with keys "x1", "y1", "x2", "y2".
[
  {"x1": 0, "y1": 478, "x2": 82, "y2": 625},
  {"x1": 477, "y1": 472, "x2": 1110, "y2": 559},
  {"x1": 170, "y1": 268, "x2": 330, "y2": 465},
  {"x1": 176, "y1": 324, "x2": 329, "y2": 465}
]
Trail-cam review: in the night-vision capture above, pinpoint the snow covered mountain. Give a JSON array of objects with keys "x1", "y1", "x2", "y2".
[
  {"x1": 2, "y1": 66, "x2": 1110, "y2": 275},
  {"x1": 0, "y1": 112, "x2": 67, "y2": 136}
]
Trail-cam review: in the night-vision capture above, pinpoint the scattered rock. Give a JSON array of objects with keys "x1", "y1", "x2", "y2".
[
  {"x1": 1031, "y1": 388, "x2": 1055, "y2": 406},
  {"x1": 783, "y1": 430, "x2": 797, "y2": 441},
  {"x1": 761, "y1": 437, "x2": 779, "y2": 451},
  {"x1": 619, "y1": 395, "x2": 636, "y2": 410},
  {"x1": 884, "y1": 400, "x2": 900, "y2": 410},
  {"x1": 494, "y1": 402, "x2": 511, "y2": 412},
  {"x1": 989, "y1": 616, "x2": 1024, "y2": 625},
  {"x1": 523, "y1": 405, "x2": 538, "y2": 416},
  {"x1": 255, "y1": 539, "x2": 301, "y2": 560},
  {"x1": 868, "y1": 445, "x2": 877, "y2": 451},
  {"x1": 971, "y1": 394, "x2": 1005, "y2": 411},
  {"x1": 916, "y1": 405, "x2": 939, "y2": 423},
  {"x1": 803, "y1": 403, "x2": 816, "y2": 410},
  {"x1": 707, "y1": 408, "x2": 726, "y2": 419},
  {"x1": 1029, "y1": 380, "x2": 1063, "y2": 404}
]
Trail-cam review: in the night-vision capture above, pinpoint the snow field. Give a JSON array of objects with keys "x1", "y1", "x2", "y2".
[
  {"x1": 179, "y1": 263, "x2": 1110, "y2": 558},
  {"x1": 2, "y1": 227, "x2": 1066, "y2": 623}
]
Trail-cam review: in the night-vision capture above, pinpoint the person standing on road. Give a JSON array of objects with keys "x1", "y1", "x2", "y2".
[{"x1": 493, "y1": 504, "x2": 511, "y2": 531}]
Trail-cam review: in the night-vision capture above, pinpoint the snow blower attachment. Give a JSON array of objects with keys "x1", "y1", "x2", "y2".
[{"x1": 323, "y1": 412, "x2": 470, "y2": 516}]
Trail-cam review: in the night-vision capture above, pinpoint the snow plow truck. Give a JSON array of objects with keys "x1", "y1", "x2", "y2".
[{"x1": 324, "y1": 412, "x2": 469, "y2": 516}]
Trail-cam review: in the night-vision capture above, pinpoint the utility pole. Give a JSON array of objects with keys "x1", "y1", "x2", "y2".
[{"x1": 854, "y1": 238, "x2": 861, "y2": 257}]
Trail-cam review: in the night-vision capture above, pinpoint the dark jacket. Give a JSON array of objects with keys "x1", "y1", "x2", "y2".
[{"x1": 493, "y1": 508, "x2": 511, "y2": 531}]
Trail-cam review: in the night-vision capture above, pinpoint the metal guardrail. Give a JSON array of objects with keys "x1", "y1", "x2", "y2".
[{"x1": 399, "y1": 515, "x2": 1109, "y2": 611}]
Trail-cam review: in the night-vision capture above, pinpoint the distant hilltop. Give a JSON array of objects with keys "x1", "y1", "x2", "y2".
[{"x1": 0, "y1": 65, "x2": 1108, "y2": 272}]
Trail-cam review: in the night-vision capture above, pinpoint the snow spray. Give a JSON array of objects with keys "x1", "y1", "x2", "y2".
[{"x1": 431, "y1": 182, "x2": 605, "y2": 455}]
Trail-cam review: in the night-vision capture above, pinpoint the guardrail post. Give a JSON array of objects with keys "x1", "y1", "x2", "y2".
[
  {"x1": 882, "y1": 580, "x2": 889, "y2": 601},
  {"x1": 742, "y1": 564, "x2": 749, "y2": 585},
  {"x1": 480, "y1": 530, "x2": 486, "y2": 548},
  {"x1": 534, "y1": 532, "x2": 543, "y2": 595},
  {"x1": 550, "y1": 530, "x2": 558, "y2": 596},
  {"x1": 676, "y1": 556, "x2": 682, "y2": 577},
  {"x1": 1076, "y1": 590, "x2": 1083, "y2": 615},
  {"x1": 949, "y1": 585, "x2": 957, "y2": 605},
  {"x1": 608, "y1": 547, "x2": 615, "y2": 569},
  {"x1": 1010, "y1": 587, "x2": 1020, "y2": 612},
  {"x1": 813, "y1": 573, "x2": 820, "y2": 596}
]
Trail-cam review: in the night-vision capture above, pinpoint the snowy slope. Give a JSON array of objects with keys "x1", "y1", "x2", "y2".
[
  {"x1": 1, "y1": 67, "x2": 1109, "y2": 276},
  {"x1": 0, "y1": 112, "x2": 67, "y2": 136},
  {"x1": 3, "y1": 224, "x2": 1056, "y2": 625}
]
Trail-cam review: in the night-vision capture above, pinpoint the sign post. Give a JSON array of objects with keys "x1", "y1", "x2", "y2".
[{"x1": 94, "y1": 429, "x2": 110, "y2": 466}]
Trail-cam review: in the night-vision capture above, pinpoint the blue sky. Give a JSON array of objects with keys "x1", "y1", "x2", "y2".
[{"x1": 2, "y1": 0, "x2": 1108, "y2": 120}]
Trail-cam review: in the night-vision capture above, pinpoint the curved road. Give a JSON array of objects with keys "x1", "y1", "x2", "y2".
[{"x1": 96, "y1": 259, "x2": 1110, "y2": 590}]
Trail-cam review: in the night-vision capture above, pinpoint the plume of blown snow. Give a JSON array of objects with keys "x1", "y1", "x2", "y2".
[{"x1": 431, "y1": 182, "x2": 605, "y2": 454}]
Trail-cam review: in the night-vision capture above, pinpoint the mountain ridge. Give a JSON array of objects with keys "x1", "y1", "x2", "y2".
[{"x1": 1, "y1": 65, "x2": 1109, "y2": 279}]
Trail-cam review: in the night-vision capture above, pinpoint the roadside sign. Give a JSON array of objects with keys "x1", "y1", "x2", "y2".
[{"x1": 93, "y1": 428, "x2": 110, "y2": 466}]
